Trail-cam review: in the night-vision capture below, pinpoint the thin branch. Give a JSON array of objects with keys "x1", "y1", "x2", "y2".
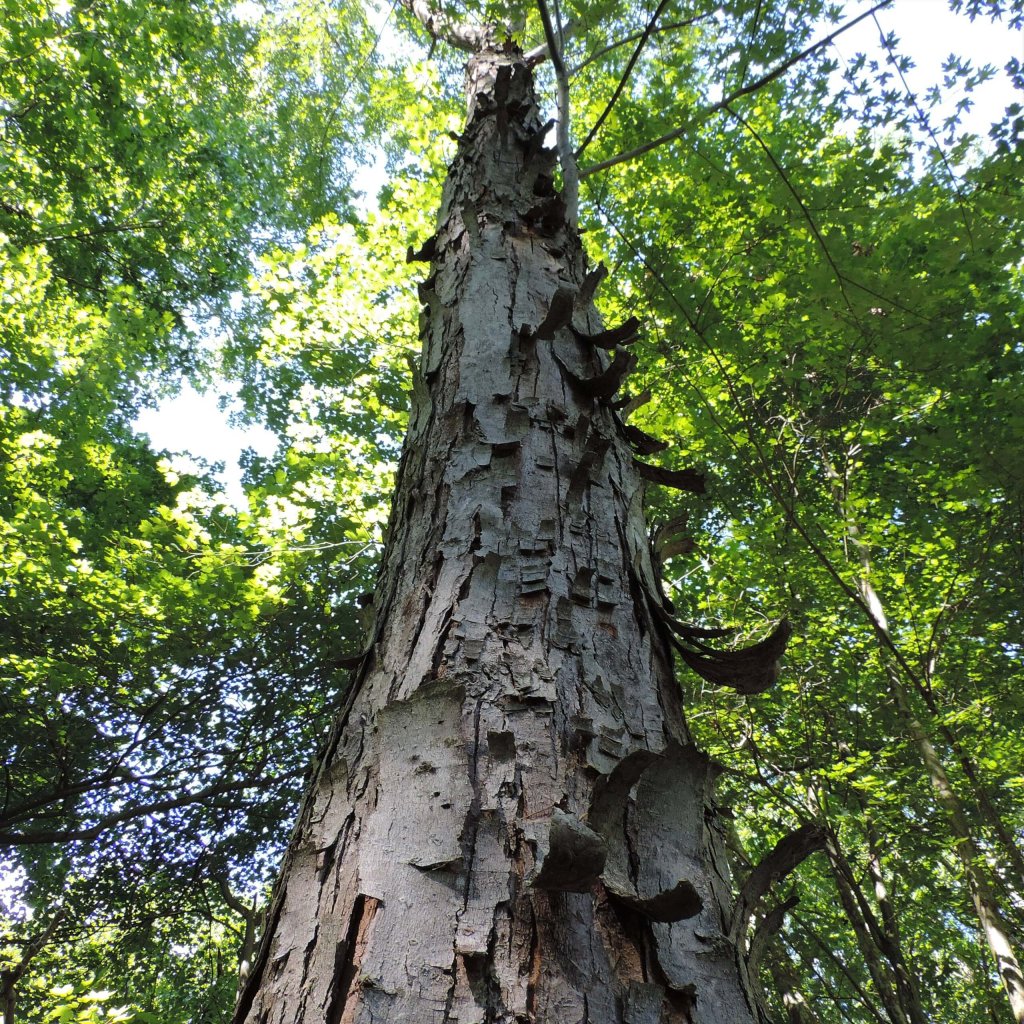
[
  {"x1": 536, "y1": 0, "x2": 579, "y2": 224},
  {"x1": 576, "y1": 0, "x2": 674, "y2": 160},
  {"x1": 397, "y1": 0, "x2": 492, "y2": 52},
  {"x1": 735, "y1": 0, "x2": 764, "y2": 89},
  {"x1": 723, "y1": 103, "x2": 859, "y2": 323},
  {"x1": 871, "y1": 10, "x2": 975, "y2": 252},
  {"x1": 0, "y1": 776, "x2": 290, "y2": 846},
  {"x1": 0, "y1": 768, "x2": 136, "y2": 829},
  {"x1": 800, "y1": 927, "x2": 891, "y2": 1024},
  {"x1": 5, "y1": 907, "x2": 68, "y2": 983},
  {"x1": 316, "y1": 0, "x2": 399, "y2": 195},
  {"x1": 580, "y1": 0, "x2": 892, "y2": 178},
  {"x1": 553, "y1": 0, "x2": 564, "y2": 49},
  {"x1": 746, "y1": 893, "x2": 799, "y2": 972},
  {"x1": 525, "y1": 18, "x2": 576, "y2": 65},
  {"x1": 217, "y1": 876, "x2": 260, "y2": 922},
  {"x1": 569, "y1": 15, "x2": 712, "y2": 77},
  {"x1": 34, "y1": 219, "x2": 165, "y2": 244}
]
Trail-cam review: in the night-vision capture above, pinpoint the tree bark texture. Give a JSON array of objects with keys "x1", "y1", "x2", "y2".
[{"x1": 235, "y1": 47, "x2": 761, "y2": 1024}]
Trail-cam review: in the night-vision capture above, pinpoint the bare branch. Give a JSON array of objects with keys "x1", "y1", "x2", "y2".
[
  {"x1": 746, "y1": 893, "x2": 798, "y2": 972},
  {"x1": 398, "y1": 0, "x2": 493, "y2": 52},
  {"x1": 576, "y1": 0, "x2": 673, "y2": 160},
  {"x1": 536, "y1": 0, "x2": 579, "y2": 224},
  {"x1": 0, "y1": 767, "x2": 136, "y2": 829},
  {"x1": 4, "y1": 906, "x2": 68, "y2": 983},
  {"x1": 35, "y1": 219, "x2": 165, "y2": 244},
  {"x1": 580, "y1": 0, "x2": 893, "y2": 178}
]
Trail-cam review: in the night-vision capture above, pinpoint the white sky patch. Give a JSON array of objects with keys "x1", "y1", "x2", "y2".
[
  {"x1": 0, "y1": 863, "x2": 30, "y2": 920},
  {"x1": 231, "y1": 0, "x2": 264, "y2": 24},
  {"x1": 134, "y1": 383, "x2": 276, "y2": 508},
  {"x1": 833, "y1": 0, "x2": 1021, "y2": 140},
  {"x1": 352, "y1": 148, "x2": 389, "y2": 212}
]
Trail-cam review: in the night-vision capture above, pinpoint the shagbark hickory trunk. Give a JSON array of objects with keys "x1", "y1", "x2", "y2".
[{"x1": 235, "y1": 47, "x2": 761, "y2": 1024}]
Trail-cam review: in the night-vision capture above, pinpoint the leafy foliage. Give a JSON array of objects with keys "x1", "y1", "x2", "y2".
[
  {"x1": 581, "y1": 8, "x2": 1023, "y2": 1019},
  {"x1": 0, "y1": 0, "x2": 400, "y2": 1017},
  {"x1": 2, "y1": 0, "x2": 1022, "y2": 1020}
]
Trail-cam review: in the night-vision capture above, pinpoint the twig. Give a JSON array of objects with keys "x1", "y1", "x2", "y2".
[
  {"x1": 576, "y1": 0, "x2": 674, "y2": 159},
  {"x1": 580, "y1": 0, "x2": 892, "y2": 178},
  {"x1": 569, "y1": 14, "x2": 712, "y2": 76}
]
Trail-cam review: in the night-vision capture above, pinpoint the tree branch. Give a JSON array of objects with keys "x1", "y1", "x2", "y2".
[
  {"x1": 4, "y1": 906, "x2": 68, "y2": 985},
  {"x1": 575, "y1": 0, "x2": 673, "y2": 160},
  {"x1": 0, "y1": 776, "x2": 290, "y2": 846},
  {"x1": 525, "y1": 19, "x2": 576, "y2": 65},
  {"x1": 580, "y1": 0, "x2": 892, "y2": 178},
  {"x1": 746, "y1": 894, "x2": 799, "y2": 973},
  {"x1": 730, "y1": 824, "x2": 826, "y2": 945},
  {"x1": 217, "y1": 876, "x2": 261, "y2": 923},
  {"x1": 870, "y1": 10, "x2": 975, "y2": 252},
  {"x1": 724, "y1": 103, "x2": 858, "y2": 322},
  {"x1": 536, "y1": 0, "x2": 579, "y2": 225},
  {"x1": 398, "y1": 0, "x2": 493, "y2": 52},
  {"x1": 0, "y1": 767, "x2": 137, "y2": 830},
  {"x1": 569, "y1": 15, "x2": 713, "y2": 77}
]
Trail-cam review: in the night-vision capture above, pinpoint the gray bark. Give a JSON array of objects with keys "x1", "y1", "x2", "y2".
[{"x1": 235, "y1": 47, "x2": 763, "y2": 1024}]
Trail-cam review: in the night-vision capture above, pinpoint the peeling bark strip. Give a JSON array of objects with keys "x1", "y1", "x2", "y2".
[
  {"x1": 730, "y1": 825, "x2": 826, "y2": 949},
  {"x1": 236, "y1": 47, "x2": 770, "y2": 1024}
]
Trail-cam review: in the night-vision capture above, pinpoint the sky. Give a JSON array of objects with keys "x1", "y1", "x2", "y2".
[
  {"x1": 134, "y1": 0, "x2": 1022, "y2": 507},
  {"x1": 134, "y1": 380, "x2": 276, "y2": 507},
  {"x1": 834, "y1": 0, "x2": 1021, "y2": 141}
]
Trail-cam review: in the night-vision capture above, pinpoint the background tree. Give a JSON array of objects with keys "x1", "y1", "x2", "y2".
[
  {"x1": 2, "y1": 0, "x2": 1022, "y2": 1020},
  {"x1": 1, "y1": 0, "x2": 397, "y2": 1019}
]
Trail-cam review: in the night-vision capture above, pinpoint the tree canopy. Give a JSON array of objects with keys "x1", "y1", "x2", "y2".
[{"x1": 1, "y1": 0, "x2": 1022, "y2": 1021}]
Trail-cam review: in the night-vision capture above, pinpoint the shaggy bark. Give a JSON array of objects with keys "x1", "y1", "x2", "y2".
[{"x1": 235, "y1": 47, "x2": 765, "y2": 1024}]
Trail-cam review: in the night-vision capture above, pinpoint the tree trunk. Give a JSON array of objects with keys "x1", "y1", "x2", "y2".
[
  {"x1": 765, "y1": 953, "x2": 822, "y2": 1024},
  {"x1": 234, "y1": 45, "x2": 762, "y2": 1024},
  {"x1": 1, "y1": 971, "x2": 15, "y2": 1024}
]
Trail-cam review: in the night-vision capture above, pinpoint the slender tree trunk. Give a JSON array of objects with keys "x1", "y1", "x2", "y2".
[
  {"x1": 813, "y1": 823, "x2": 907, "y2": 1024},
  {"x1": 888, "y1": 673, "x2": 1024, "y2": 1024},
  {"x1": 954, "y1": 750, "x2": 1024, "y2": 899},
  {"x1": 921, "y1": 696, "x2": 1024, "y2": 902},
  {"x1": 765, "y1": 953, "x2": 822, "y2": 1024},
  {"x1": 800, "y1": 925, "x2": 890, "y2": 1024},
  {"x1": 234, "y1": 46, "x2": 763, "y2": 1024},
  {"x1": 1, "y1": 971, "x2": 14, "y2": 1024},
  {"x1": 819, "y1": 734, "x2": 927, "y2": 1024},
  {"x1": 824, "y1": 460, "x2": 1024, "y2": 1024},
  {"x1": 862, "y1": 824, "x2": 927, "y2": 1024}
]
